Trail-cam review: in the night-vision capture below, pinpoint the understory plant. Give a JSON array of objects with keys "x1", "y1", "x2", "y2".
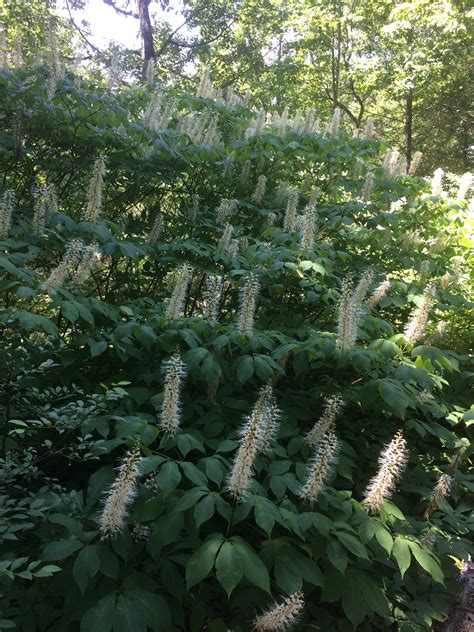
[{"x1": 0, "y1": 56, "x2": 472, "y2": 632}]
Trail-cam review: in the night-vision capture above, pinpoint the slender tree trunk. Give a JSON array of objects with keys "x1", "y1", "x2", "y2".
[
  {"x1": 137, "y1": 0, "x2": 154, "y2": 67},
  {"x1": 405, "y1": 89, "x2": 413, "y2": 164}
]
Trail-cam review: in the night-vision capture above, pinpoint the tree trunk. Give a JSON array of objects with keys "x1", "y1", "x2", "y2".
[
  {"x1": 405, "y1": 89, "x2": 413, "y2": 165},
  {"x1": 137, "y1": 0, "x2": 154, "y2": 65}
]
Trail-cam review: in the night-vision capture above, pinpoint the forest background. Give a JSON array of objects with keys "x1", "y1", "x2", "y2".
[{"x1": 3, "y1": 0, "x2": 473, "y2": 173}]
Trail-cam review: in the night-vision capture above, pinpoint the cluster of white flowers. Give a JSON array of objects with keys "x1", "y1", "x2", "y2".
[
  {"x1": 148, "y1": 212, "x2": 163, "y2": 244},
  {"x1": 32, "y1": 183, "x2": 58, "y2": 234},
  {"x1": 404, "y1": 282, "x2": 436, "y2": 344},
  {"x1": 159, "y1": 353, "x2": 187, "y2": 436},
  {"x1": 196, "y1": 66, "x2": 212, "y2": 98},
  {"x1": 424, "y1": 472, "x2": 453, "y2": 519},
  {"x1": 253, "y1": 591, "x2": 305, "y2": 631},
  {"x1": 227, "y1": 385, "x2": 280, "y2": 500},
  {"x1": 366, "y1": 280, "x2": 391, "y2": 309},
  {"x1": 382, "y1": 150, "x2": 400, "y2": 177},
  {"x1": 456, "y1": 172, "x2": 472, "y2": 201},
  {"x1": 99, "y1": 446, "x2": 142, "y2": 539},
  {"x1": 283, "y1": 189, "x2": 299, "y2": 232},
  {"x1": 246, "y1": 111, "x2": 266, "y2": 138},
  {"x1": 237, "y1": 272, "x2": 260, "y2": 337},
  {"x1": 431, "y1": 168, "x2": 444, "y2": 196},
  {"x1": 408, "y1": 151, "x2": 423, "y2": 175},
  {"x1": 217, "y1": 224, "x2": 234, "y2": 251},
  {"x1": 252, "y1": 175, "x2": 267, "y2": 203},
  {"x1": 143, "y1": 90, "x2": 179, "y2": 134},
  {"x1": 203, "y1": 275, "x2": 223, "y2": 324},
  {"x1": 363, "y1": 431, "x2": 408, "y2": 513},
  {"x1": 41, "y1": 239, "x2": 83, "y2": 294},
  {"x1": 73, "y1": 242, "x2": 100, "y2": 285},
  {"x1": 336, "y1": 270, "x2": 373, "y2": 351},
  {"x1": 216, "y1": 198, "x2": 238, "y2": 223},
  {"x1": 300, "y1": 205, "x2": 316, "y2": 251},
  {"x1": 0, "y1": 189, "x2": 15, "y2": 237},
  {"x1": 46, "y1": 24, "x2": 64, "y2": 100},
  {"x1": 83, "y1": 155, "x2": 107, "y2": 222},
  {"x1": 362, "y1": 172, "x2": 374, "y2": 202},
  {"x1": 165, "y1": 264, "x2": 193, "y2": 320},
  {"x1": 299, "y1": 431, "x2": 340, "y2": 505},
  {"x1": 326, "y1": 107, "x2": 341, "y2": 135},
  {"x1": 306, "y1": 396, "x2": 344, "y2": 447}
]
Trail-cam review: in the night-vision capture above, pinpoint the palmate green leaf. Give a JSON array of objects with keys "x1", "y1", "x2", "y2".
[
  {"x1": 15, "y1": 310, "x2": 58, "y2": 336},
  {"x1": 359, "y1": 575, "x2": 390, "y2": 618},
  {"x1": 156, "y1": 461, "x2": 181, "y2": 492},
  {"x1": 274, "y1": 555, "x2": 303, "y2": 594},
  {"x1": 371, "y1": 520, "x2": 393, "y2": 554},
  {"x1": 254, "y1": 499, "x2": 276, "y2": 537},
  {"x1": 392, "y1": 537, "x2": 411, "y2": 578},
  {"x1": 42, "y1": 539, "x2": 83, "y2": 562},
  {"x1": 342, "y1": 570, "x2": 368, "y2": 627},
  {"x1": 407, "y1": 542, "x2": 444, "y2": 584},
  {"x1": 194, "y1": 495, "x2": 216, "y2": 528},
  {"x1": 180, "y1": 461, "x2": 208, "y2": 487},
  {"x1": 215, "y1": 541, "x2": 245, "y2": 598},
  {"x1": 231, "y1": 537, "x2": 271, "y2": 594},
  {"x1": 326, "y1": 540, "x2": 348, "y2": 574},
  {"x1": 235, "y1": 355, "x2": 254, "y2": 383},
  {"x1": 186, "y1": 534, "x2": 224, "y2": 590},
  {"x1": 334, "y1": 531, "x2": 370, "y2": 560},
  {"x1": 73, "y1": 545, "x2": 100, "y2": 593},
  {"x1": 81, "y1": 593, "x2": 116, "y2": 632}
]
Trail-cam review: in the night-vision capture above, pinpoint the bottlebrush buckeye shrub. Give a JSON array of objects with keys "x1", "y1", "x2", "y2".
[{"x1": 0, "y1": 61, "x2": 472, "y2": 632}]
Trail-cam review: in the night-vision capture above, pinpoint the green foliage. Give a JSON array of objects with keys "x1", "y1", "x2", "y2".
[{"x1": 0, "y1": 59, "x2": 472, "y2": 632}]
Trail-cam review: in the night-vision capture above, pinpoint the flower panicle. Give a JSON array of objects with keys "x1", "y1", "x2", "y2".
[
  {"x1": 252, "y1": 174, "x2": 267, "y2": 203},
  {"x1": 237, "y1": 272, "x2": 260, "y2": 337},
  {"x1": 73, "y1": 242, "x2": 100, "y2": 285},
  {"x1": 253, "y1": 591, "x2": 305, "y2": 632},
  {"x1": 228, "y1": 386, "x2": 280, "y2": 500},
  {"x1": 299, "y1": 431, "x2": 340, "y2": 505},
  {"x1": 404, "y1": 282, "x2": 436, "y2": 344},
  {"x1": 84, "y1": 155, "x2": 107, "y2": 222},
  {"x1": 197, "y1": 65, "x2": 211, "y2": 98},
  {"x1": 218, "y1": 224, "x2": 234, "y2": 251},
  {"x1": 456, "y1": 172, "x2": 472, "y2": 201},
  {"x1": 216, "y1": 198, "x2": 238, "y2": 223},
  {"x1": 0, "y1": 189, "x2": 16, "y2": 237},
  {"x1": 306, "y1": 395, "x2": 344, "y2": 447},
  {"x1": 300, "y1": 205, "x2": 316, "y2": 251},
  {"x1": 351, "y1": 269, "x2": 374, "y2": 310},
  {"x1": 165, "y1": 263, "x2": 193, "y2": 321},
  {"x1": 203, "y1": 274, "x2": 223, "y2": 324},
  {"x1": 408, "y1": 151, "x2": 423, "y2": 175},
  {"x1": 362, "y1": 431, "x2": 408, "y2": 513},
  {"x1": 362, "y1": 172, "x2": 374, "y2": 202},
  {"x1": 41, "y1": 239, "x2": 83, "y2": 294},
  {"x1": 382, "y1": 150, "x2": 399, "y2": 177},
  {"x1": 328, "y1": 107, "x2": 341, "y2": 135},
  {"x1": 99, "y1": 445, "x2": 142, "y2": 539},
  {"x1": 283, "y1": 189, "x2": 299, "y2": 232},
  {"x1": 366, "y1": 280, "x2": 391, "y2": 309},
  {"x1": 431, "y1": 168, "x2": 444, "y2": 196},
  {"x1": 159, "y1": 353, "x2": 187, "y2": 436},
  {"x1": 336, "y1": 277, "x2": 356, "y2": 351},
  {"x1": 303, "y1": 108, "x2": 316, "y2": 133},
  {"x1": 149, "y1": 212, "x2": 163, "y2": 244}
]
